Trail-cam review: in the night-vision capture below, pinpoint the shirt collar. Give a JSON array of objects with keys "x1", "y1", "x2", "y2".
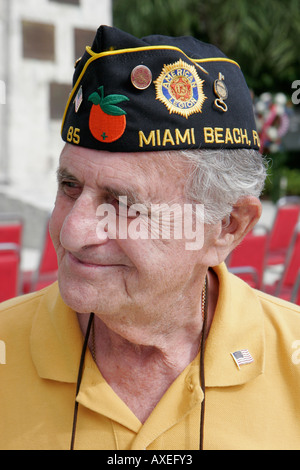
[
  {"x1": 30, "y1": 286, "x2": 204, "y2": 436},
  {"x1": 30, "y1": 282, "x2": 82, "y2": 383},
  {"x1": 204, "y1": 263, "x2": 265, "y2": 387}
]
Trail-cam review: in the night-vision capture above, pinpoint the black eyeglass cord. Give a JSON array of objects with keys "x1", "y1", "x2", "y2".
[
  {"x1": 199, "y1": 278, "x2": 208, "y2": 451},
  {"x1": 70, "y1": 311, "x2": 94, "y2": 451},
  {"x1": 70, "y1": 284, "x2": 208, "y2": 451}
]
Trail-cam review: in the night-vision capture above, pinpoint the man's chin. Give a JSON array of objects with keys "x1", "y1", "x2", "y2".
[
  {"x1": 57, "y1": 275, "x2": 97, "y2": 313},
  {"x1": 57, "y1": 272, "x2": 126, "y2": 316}
]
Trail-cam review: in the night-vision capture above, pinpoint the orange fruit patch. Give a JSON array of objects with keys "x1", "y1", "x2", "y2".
[{"x1": 88, "y1": 86, "x2": 129, "y2": 143}]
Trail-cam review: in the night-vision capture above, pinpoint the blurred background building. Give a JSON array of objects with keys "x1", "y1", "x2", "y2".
[{"x1": 0, "y1": 0, "x2": 111, "y2": 250}]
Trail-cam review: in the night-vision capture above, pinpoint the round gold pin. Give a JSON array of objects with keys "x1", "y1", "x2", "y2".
[{"x1": 131, "y1": 65, "x2": 152, "y2": 90}]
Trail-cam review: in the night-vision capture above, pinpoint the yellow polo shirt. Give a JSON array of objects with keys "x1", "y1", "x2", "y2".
[{"x1": 1, "y1": 263, "x2": 300, "y2": 450}]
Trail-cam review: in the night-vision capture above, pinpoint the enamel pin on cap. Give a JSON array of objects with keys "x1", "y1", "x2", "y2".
[
  {"x1": 131, "y1": 65, "x2": 152, "y2": 90},
  {"x1": 74, "y1": 86, "x2": 83, "y2": 113},
  {"x1": 214, "y1": 72, "x2": 228, "y2": 112},
  {"x1": 154, "y1": 58, "x2": 207, "y2": 118}
]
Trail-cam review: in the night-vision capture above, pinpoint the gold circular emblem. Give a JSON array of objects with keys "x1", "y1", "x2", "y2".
[
  {"x1": 169, "y1": 76, "x2": 193, "y2": 102},
  {"x1": 154, "y1": 59, "x2": 207, "y2": 118}
]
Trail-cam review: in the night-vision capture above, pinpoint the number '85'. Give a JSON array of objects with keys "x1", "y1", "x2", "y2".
[{"x1": 67, "y1": 126, "x2": 80, "y2": 144}]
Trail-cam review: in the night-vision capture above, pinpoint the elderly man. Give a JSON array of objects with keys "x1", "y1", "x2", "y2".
[{"x1": 1, "y1": 26, "x2": 300, "y2": 451}]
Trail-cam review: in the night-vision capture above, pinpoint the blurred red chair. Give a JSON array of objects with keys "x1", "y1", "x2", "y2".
[
  {"x1": 22, "y1": 218, "x2": 58, "y2": 293},
  {"x1": 227, "y1": 229, "x2": 268, "y2": 289},
  {"x1": 0, "y1": 213, "x2": 23, "y2": 246},
  {"x1": 265, "y1": 196, "x2": 300, "y2": 267},
  {"x1": 0, "y1": 243, "x2": 21, "y2": 302},
  {"x1": 265, "y1": 222, "x2": 300, "y2": 301}
]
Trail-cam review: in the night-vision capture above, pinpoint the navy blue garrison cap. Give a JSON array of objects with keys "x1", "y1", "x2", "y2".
[{"x1": 61, "y1": 25, "x2": 260, "y2": 152}]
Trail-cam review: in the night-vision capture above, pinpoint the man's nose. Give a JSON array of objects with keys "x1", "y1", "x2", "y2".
[{"x1": 60, "y1": 193, "x2": 109, "y2": 252}]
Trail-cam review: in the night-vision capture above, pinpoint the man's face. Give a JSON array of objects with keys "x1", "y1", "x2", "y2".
[{"x1": 50, "y1": 144, "x2": 211, "y2": 320}]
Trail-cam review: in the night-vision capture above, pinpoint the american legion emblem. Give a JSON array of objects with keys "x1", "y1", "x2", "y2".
[{"x1": 154, "y1": 59, "x2": 207, "y2": 118}]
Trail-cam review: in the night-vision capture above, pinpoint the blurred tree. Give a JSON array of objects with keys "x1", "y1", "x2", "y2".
[
  {"x1": 113, "y1": 0, "x2": 198, "y2": 38},
  {"x1": 113, "y1": 0, "x2": 300, "y2": 95}
]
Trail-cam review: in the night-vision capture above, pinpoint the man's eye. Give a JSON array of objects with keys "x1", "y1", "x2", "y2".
[{"x1": 60, "y1": 181, "x2": 82, "y2": 199}]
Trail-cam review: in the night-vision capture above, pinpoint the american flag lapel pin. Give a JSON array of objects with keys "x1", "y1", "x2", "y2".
[
  {"x1": 74, "y1": 86, "x2": 83, "y2": 113},
  {"x1": 231, "y1": 349, "x2": 254, "y2": 370}
]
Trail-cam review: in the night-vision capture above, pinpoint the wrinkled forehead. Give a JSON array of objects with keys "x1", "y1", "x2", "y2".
[{"x1": 59, "y1": 144, "x2": 189, "y2": 202}]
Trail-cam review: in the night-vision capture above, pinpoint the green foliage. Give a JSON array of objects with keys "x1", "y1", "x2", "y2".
[
  {"x1": 209, "y1": 0, "x2": 300, "y2": 94},
  {"x1": 113, "y1": 0, "x2": 300, "y2": 95},
  {"x1": 264, "y1": 153, "x2": 300, "y2": 201},
  {"x1": 281, "y1": 167, "x2": 300, "y2": 196},
  {"x1": 113, "y1": 0, "x2": 198, "y2": 38}
]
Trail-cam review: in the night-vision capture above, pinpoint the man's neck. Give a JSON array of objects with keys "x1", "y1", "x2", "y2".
[{"x1": 77, "y1": 268, "x2": 218, "y2": 422}]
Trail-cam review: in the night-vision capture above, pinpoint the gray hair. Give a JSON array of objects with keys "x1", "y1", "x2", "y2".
[{"x1": 177, "y1": 148, "x2": 268, "y2": 224}]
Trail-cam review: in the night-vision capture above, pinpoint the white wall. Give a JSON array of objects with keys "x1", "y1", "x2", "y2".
[{"x1": 0, "y1": 0, "x2": 112, "y2": 210}]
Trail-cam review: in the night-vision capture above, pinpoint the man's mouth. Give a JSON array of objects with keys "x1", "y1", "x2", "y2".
[{"x1": 66, "y1": 251, "x2": 127, "y2": 269}]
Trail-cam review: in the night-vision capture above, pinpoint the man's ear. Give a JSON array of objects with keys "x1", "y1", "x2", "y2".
[{"x1": 206, "y1": 196, "x2": 262, "y2": 265}]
